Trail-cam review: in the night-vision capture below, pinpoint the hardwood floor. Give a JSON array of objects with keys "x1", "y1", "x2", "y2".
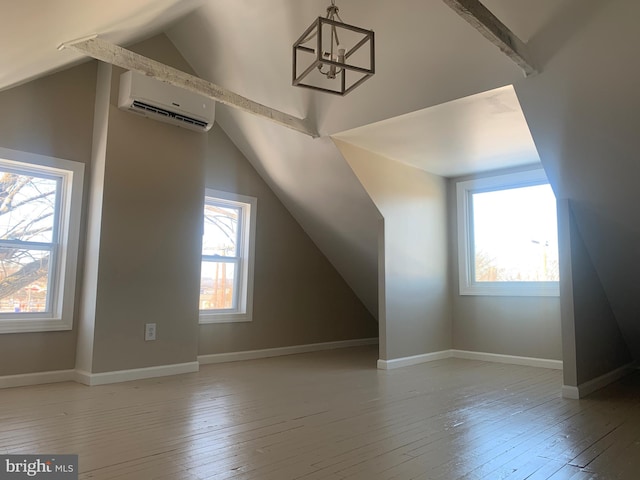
[{"x1": 1, "y1": 346, "x2": 640, "y2": 479}]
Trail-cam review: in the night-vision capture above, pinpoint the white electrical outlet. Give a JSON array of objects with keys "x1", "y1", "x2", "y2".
[{"x1": 145, "y1": 323, "x2": 157, "y2": 341}]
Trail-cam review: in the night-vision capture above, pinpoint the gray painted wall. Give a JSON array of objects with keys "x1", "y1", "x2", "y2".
[
  {"x1": 0, "y1": 33, "x2": 376, "y2": 376},
  {"x1": 83, "y1": 35, "x2": 205, "y2": 373},
  {"x1": 515, "y1": 0, "x2": 640, "y2": 367},
  {"x1": 336, "y1": 140, "x2": 451, "y2": 360},
  {"x1": 89, "y1": 87, "x2": 205, "y2": 373},
  {"x1": 198, "y1": 128, "x2": 377, "y2": 355},
  {"x1": 336, "y1": 142, "x2": 561, "y2": 362},
  {"x1": 452, "y1": 296, "x2": 562, "y2": 361},
  {"x1": 558, "y1": 199, "x2": 632, "y2": 386},
  {"x1": 0, "y1": 63, "x2": 97, "y2": 376},
  {"x1": 448, "y1": 170, "x2": 562, "y2": 361}
]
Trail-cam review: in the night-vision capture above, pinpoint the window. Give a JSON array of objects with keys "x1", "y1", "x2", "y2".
[
  {"x1": 456, "y1": 168, "x2": 559, "y2": 296},
  {"x1": 199, "y1": 189, "x2": 256, "y2": 323},
  {"x1": 0, "y1": 147, "x2": 84, "y2": 333}
]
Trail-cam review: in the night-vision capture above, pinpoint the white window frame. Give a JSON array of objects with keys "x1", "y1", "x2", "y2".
[
  {"x1": 0, "y1": 147, "x2": 84, "y2": 333},
  {"x1": 199, "y1": 189, "x2": 256, "y2": 324},
  {"x1": 456, "y1": 168, "x2": 559, "y2": 297}
]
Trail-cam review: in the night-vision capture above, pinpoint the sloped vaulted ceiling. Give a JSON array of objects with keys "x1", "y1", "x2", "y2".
[
  {"x1": 165, "y1": 0, "x2": 548, "y2": 316},
  {"x1": 0, "y1": 0, "x2": 578, "y2": 321},
  {"x1": 0, "y1": 0, "x2": 207, "y2": 91}
]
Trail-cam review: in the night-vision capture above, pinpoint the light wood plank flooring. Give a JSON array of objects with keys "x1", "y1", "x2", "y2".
[{"x1": 1, "y1": 346, "x2": 640, "y2": 479}]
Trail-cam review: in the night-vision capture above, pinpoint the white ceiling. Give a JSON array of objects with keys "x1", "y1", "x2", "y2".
[
  {"x1": 332, "y1": 85, "x2": 540, "y2": 178},
  {"x1": 0, "y1": 0, "x2": 205, "y2": 91},
  {"x1": 1, "y1": 0, "x2": 572, "y2": 317},
  {"x1": 0, "y1": 0, "x2": 556, "y2": 179}
]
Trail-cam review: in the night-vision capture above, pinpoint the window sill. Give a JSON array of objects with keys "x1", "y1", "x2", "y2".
[
  {"x1": 199, "y1": 312, "x2": 252, "y2": 324},
  {"x1": 460, "y1": 281, "x2": 559, "y2": 297},
  {"x1": 0, "y1": 318, "x2": 72, "y2": 334}
]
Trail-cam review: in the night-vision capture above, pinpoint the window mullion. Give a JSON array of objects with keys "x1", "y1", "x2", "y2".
[
  {"x1": 0, "y1": 239, "x2": 54, "y2": 250},
  {"x1": 202, "y1": 255, "x2": 238, "y2": 263}
]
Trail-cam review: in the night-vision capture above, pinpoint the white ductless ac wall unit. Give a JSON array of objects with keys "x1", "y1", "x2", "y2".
[{"x1": 118, "y1": 70, "x2": 215, "y2": 132}]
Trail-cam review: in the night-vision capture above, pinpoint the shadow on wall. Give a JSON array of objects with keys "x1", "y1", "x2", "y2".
[
  {"x1": 528, "y1": 0, "x2": 608, "y2": 69},
  {"x1": 570, "y1": 200, "x2": 640, "y2": 363}
]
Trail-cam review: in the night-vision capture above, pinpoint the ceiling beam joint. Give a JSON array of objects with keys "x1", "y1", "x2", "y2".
[
  {"x1": 60, "y1": 36, "x2": 318, "y2": 138},
  {"x1": 441, "y1": 0, "x2": 538, "y2": 76}
]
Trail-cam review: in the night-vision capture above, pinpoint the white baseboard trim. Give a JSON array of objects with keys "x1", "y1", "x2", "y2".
[
  {"x1": 1, "y1": 340, "x2": 378, "y2": 389},
  {"x1": 377, "y1": 350, "x2": 452, "y2": 370},
  {"x1": 198, "y1": 338, "x2": 379, "y2": 365},
  {"x1": 562, "y1": 362, "x2": 637, "y2": 399},
  {"x1": 0, "y1": 369, "x2": 76, "y2": 389},
  {"x1": 74, "y1": 361, "x2": 200, "y2": 386},
  {"x1": 378, "y1": 349, "x2": 563, "y2": 371},
  {"x1": 561, "y1": 385, "x2": 580, "y2": 399},
  {"x1": 451, "y1": 350, "x2": 563, "y2": 370}
]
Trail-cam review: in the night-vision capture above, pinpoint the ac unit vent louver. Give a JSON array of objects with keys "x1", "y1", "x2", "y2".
[
  {"x1": 118, "y1": 71, "x2": 215, "y2": 133},
  {"x1": 131, "y1": 100, "x2": 210, "y2": 129}
]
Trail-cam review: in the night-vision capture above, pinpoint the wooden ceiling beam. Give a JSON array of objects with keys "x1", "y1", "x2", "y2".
[
  {"x1": 441, "y1": 0, "x2": 537, "y2": 76},
  {"x1": 60, "y1": 36, "x2": 318, "y2": 138}
]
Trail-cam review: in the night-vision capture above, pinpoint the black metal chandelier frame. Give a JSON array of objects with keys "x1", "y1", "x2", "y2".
[{"x1": 292, "y1": 5, "x2": 375, "y2": 96}]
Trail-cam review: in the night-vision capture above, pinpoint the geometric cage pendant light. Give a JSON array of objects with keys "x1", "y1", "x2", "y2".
[{"x1": 293, "y1": 0, "x2": 375, "y2": 96}]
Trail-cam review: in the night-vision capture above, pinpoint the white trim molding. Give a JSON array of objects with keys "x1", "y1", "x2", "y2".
[
  {"x1": 378, "y1": 349, "x2": 563, "y2": 370},
  {"x1": 455, "y1": 167, "x2": 559, "y2": 298},
  {"x1": 198, "y1": 338, "x2": 379, "y2": 365},
  {"x1": 0, "y1": 147, "x2": 85, "y2": 334},
  {"x1": 452, "y1": 350, "x2": 563, "y2": 370},
  {"x1": 562, "y1": 362, "x2": 637, "y2": 399},
  {"x1": 0, "y1": 369, "x2": 75, "y2": 389},
  {"x1": 561, "y1": 385, "x2": 580, "y2": 400},
  {"x1": 377, "y1": 350, "x2": 453, "y2": 370},
  {"x1": 1, "y1": 341, "x2": 378, "y2": 390},
  {"x1": 74, "y1": 362, "x2": 199, "y2": 386},
  {"x1": 199, "y1": 189, "x2": 257, "y2": 324}
]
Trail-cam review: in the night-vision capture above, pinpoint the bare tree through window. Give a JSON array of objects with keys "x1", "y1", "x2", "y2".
[
  {"x1": 200, "y1": 202, "x2": 240, "y2": 310},
  {"x1": 0, "y1": 171, "x2": 58, "y2": 312}
]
